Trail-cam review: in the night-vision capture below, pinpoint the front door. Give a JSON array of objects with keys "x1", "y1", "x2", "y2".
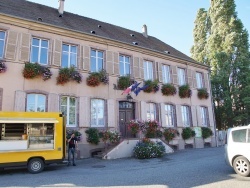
[{"x1": 119, "y1": 101, "x2": 135, "y2": 138}]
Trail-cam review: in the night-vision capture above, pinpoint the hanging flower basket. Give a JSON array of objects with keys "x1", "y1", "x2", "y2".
[
  {"x1": 0, "y1": 60, "x2": 7, "y2": 73},
  {"x1": 179, "y1": 84, "x2": 192, "y2": 98},
  {"x1": 197, "y1": 88, "x2": 209, "y2": 100},
  {"x1": 117, "y1": 75, "x2": 131, "y2": 90},
  {"x1": 56, "y1": 67, "x2": 82, "y2": 85},
  {"x1": 23, "y1": 62, "x2": 52, "y2": 81},
  {"x1": 86, "y1": 69, "x2": 109, "y2": 87},
  {"x1": 143, "y1": 80, "x2": 159, "y2": 93},
  {"x1": 161, "y1": 84, "x2": 177, "y2": 96}
]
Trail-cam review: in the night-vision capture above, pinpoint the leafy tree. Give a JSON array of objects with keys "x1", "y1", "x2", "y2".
[{"x1": 191, "y1": 0, "x2": 250, "y2": 129}]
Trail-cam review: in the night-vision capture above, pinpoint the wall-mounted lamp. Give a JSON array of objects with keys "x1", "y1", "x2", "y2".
[{"x1": 126, "y1": 94, "x2": 133, "y2": 101}]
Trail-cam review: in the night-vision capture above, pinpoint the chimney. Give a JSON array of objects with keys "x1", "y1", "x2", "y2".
[
  {"x1": 142, "y1": 24, "x2": 148, "y2": 38},
  {"x1": 58, "y1": 0, "x2": 65, "y2": 16}
]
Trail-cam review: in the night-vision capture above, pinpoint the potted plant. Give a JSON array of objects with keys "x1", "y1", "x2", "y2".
[
  {"x1": 179, "y1": 84, "x2": 192, "y2": 98},
  {"x1": 163, "y1": 128, "x2": 179, "y2": 143},
  {"x1": 181, "y1": 127, "x2": 195, "y2": 144},
  {"x1": 128, "y1": 120, "x2": 140, "y2": 136},
  {"x1": 86, "y1": 69, "x2": 109, "y2": 87},
  {"x1": 201, "y1": 127, "x2": 213, "y2": 142},
  {"x1": 117, "y1": 75, "x2": 131, "y2": 90},
  {"x1": 0, "y1": 60, "x2": 7, "y2": 73},
  {"x1": 161, "y1": 84, "x2": 177, "y2": 96},
  {"x1": 23, "y1": 62, "x2": 52, "y2": 81},
  {"x1": 56, "y1": 67, "x2": 82, "y2": 85},
  {"x1": 143, "y1": 80, "x2": 159, "y2": 93},
  {"x1": 85, "y1": 128, "x2": 100, "y2": 145},
  {"x1": 197, "y1": 88, "x2": 209, "y2": 99},
  {"x1": 144, "y1": 120, "x2": 160, "y2": 138}
]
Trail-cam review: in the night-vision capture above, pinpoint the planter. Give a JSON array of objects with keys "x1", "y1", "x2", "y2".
[
  {"x1": 169, "y1": 139, "x2": 178, "y2": 145},
  {"x1": 185, "y1": 138, "x2": 194, "y2": 144},
  {"x1": 204, "y1": 137, "x2": 212, "y2": 143}
]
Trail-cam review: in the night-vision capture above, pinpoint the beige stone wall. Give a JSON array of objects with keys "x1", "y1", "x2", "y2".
[{"x1": 0, "y1": 18, "x2": 216, "y2": 154}]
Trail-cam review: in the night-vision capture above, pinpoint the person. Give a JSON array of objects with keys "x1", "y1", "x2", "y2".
[{"x1": 67, "y1": 133, "x2": 78, "y2": 166}]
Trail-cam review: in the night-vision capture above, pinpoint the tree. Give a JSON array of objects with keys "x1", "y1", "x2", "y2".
[
  {"x1": 190, "y1": 8, "x2": 208, "y2": 64},
  {"x1": 191, "y1": 0, "x2": 250, "y2": 129}
]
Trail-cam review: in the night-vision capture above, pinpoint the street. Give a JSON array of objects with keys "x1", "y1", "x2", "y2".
[{"x1": 1, "y1": 146, "x2": 250, "y2": 188}]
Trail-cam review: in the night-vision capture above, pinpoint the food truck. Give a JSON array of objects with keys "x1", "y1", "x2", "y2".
[{"x1": 0, "y1": 112, "x2": 66, "y2": 173}]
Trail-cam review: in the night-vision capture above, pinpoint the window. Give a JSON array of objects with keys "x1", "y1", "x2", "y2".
[
  {"x1": 162, "y1": 65, "x2": 171, "y2": 84},
  {"x1": 181, "y1": 105, "x2": 192, "y2": 127},
  {"x1": 91, "y1": 99, "x2": 105, "y2": 127},
  {"x1": 147, "y1": 103, "x2": 157, "y2": 120},
  {"x1": 26, "y1": 94, "x2": 46, "y2": 112},
  {"x1": 144, "y1": 60, "x2": 153, "y2": 80},
  {"x1": 178, "y1": 68, "x2": 186, "y2": 85},
  {"x1": 196, "y1": 72, "x2": 204, "y2": 88},
  {"x1": 30, "y1": 38, "x2": 49, "y2": 65},
  {"x1": 0, "y1": 31, "x2": 6, "y2": 59},
  {"x1": 119, "y1": 55, "x2": 130, "y2": 76},
  {"x1": 61, "y1": 96, "x2": 77, "y2": 127},
  {"x1": 62, "y1": 44, "x2": 77, "y2": 68},
  {"x1": 200, "y1": 107, "x2": 209, "y2": 127},
  {"x1": 165, "y1": 104, "x2": 176, "y2": 127},
  {"x1": 91, "y1": 49, "x2": 103, "y2": 72},
  {"x1": 232, "y1": 129, "x2": 247, "y2": 143}
]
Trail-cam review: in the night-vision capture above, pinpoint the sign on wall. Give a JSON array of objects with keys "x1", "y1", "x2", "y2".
[{"x1": 194, "y1": 127, "x2": 202, "y2": 138}]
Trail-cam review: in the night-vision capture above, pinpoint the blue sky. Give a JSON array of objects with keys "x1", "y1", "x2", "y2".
[{"x1": 28, "y1": 0, "x2": 250, "y2": 57}]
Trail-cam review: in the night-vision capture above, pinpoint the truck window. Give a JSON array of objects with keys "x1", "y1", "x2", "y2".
[
  {"x1": 232, "y1": 129, "x2": 247, "y2": 143},
  {"x1": 28, "y1": 123, "x2": 54, "y2": 149}
]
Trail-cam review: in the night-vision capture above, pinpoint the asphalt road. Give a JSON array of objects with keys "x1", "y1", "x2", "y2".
[{"x1": 1, "y1": 146, "x2": 250, "y2": 188}]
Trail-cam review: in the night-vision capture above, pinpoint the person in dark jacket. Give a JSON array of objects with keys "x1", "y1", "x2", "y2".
[{"x1": 67, "y1": 133, "x2": 78, "y2": 166}]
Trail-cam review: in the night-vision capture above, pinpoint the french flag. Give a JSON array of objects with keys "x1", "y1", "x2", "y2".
[{"x1": 121, "y1": 84, "x2": 133, "y2": 95}]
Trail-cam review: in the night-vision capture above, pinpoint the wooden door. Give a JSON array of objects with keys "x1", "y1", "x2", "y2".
[{"x1": 119, "y1": 102, "x2": 135, "y2": 138}]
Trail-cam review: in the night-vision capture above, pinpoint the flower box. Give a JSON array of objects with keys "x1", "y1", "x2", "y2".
[
  {"x1": 185, "y1": 138, "x2": 194, "y2": 144},
  {"x1": 169, "y1": 139, "x2": 178, "y2": 145}
]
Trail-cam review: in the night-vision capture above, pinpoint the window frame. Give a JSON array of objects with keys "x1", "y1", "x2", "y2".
[
  {"x1": 61, "y1": 43, "x2": 78, "y2": 68},
  {"x1": 146, "y1": 102, "x2": 157, "y2": 121},
  {"x1": 196, "y1": 72, "x2": 204, "y2": 88},
  {"x1": 144, "y1": 60, "x2": 153, "y2": 81},
  {"x1": 26, "y1": 93, "x2": 46, "y2": 112},
  {"x1": 200, "y1": 106, "x2": 209, "y2": 127},
  {"x1": 181, "y1": 105, "x2": 192, "y2": 127},
  {"x1": 178, "y1": 68, "x2": 186, "y2": 85},
  {"x1": 90, "y1": 49, "x2": 104, "y2": 72},
  {"x1": 119, "y1": 54, "x2": 131, "y2": 76},
  {"x1": 162, "y1": 64, "x2": 171, "y2": 84},
  {"x1": 164, "y1": 104, "x2": 176, "y2": 127},
  {"x1": 30, "y1": 37, "x2": 49, "y2": 65},
  {"x1": 90, "y1": 98, "x2": 105, "y2": 128},
  {"x1": 0, "y1": 30, "x2": 6, "y2": 59},
  {"x1": 60, "y1": 96, "x2": 77, "y2": 127}
]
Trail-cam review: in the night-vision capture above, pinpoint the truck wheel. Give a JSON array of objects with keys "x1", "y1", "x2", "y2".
[
  {"x1": 233, "y1": 156, "x2": 250, "y2": 177},
  {"x1": 28, "y1": 158, "x2": 44, "y2": 174}
]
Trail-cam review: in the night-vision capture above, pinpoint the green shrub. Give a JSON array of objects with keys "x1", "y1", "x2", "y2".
[
  {"x1": 161, "y1": 84, "x2": 177, "y2": 96},
  {"x1": 201, "y1": 127, "x2": 213, "y2": 139},
  {"x1": 133, "y1": 140, "x2": 166, "y2": 159},
  {"x1": 181, "y1": 127, "x2": 195, "y2": 140},
  {"x1": 163, "y1": 128, "x2": 179, "y2": 142},
  {"x1": 117, "y1": 76, "x2": 131, "y2": 90},
  {"x1": 179, "y1": 84, "x2": 192, "y2": 98},
  {"x1": 85, "y1": 128, "x2": 100, "y2": 145},
  {"x1": 197, "y1": 88, "x2": 209, "y2": 99}
]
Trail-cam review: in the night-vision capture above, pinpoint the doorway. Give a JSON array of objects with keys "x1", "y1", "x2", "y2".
[{"x1": 119, "y1": 101, "x2": 135, "y2": 138}]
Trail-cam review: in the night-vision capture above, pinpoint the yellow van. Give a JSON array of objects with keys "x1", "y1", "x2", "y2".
[{"x1": 0, "y1": 112, "x2": 66, "y2": 173}]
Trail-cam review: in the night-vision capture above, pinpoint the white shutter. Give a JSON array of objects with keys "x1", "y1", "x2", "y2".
[
  {"x1": 191, "y1": 106, "x2": 197, "y2": 127},
  {"x1": 158, "y1": 62, "x2": 163, "y2": 83},
  {"x1": 107, "y1": 99, "x2": 115, "y2": 127},
  {"x1": 5, "y1": 30, "x2": 18, "y2": 60},
  {"x1": 79, "y1": 97, "x2": 90, "y2": 127},
  {"x1": 187, "y1": 69, "x2": 193, "y2": 88},
  {"x1": 83, "y1": 45, "x2": 90, "y2": 71},
  {"x1": 133, "y1": 57, "x2": 140, "y2": 79},
  {"x1": 139, "y1": 58, "x2": 144, "y2": 79},
  {"x1": 197, "y1": 106, "x2": 202, "y2": 126},
  {"x1": 113, "y1": 52, "x2": 119, "y2": 75},
  {"x1": 140, "y1": 101, "x2": 147, "y2": 121},
  {"x1": 176, "y1": 105, "x2": 183, "y2": 127},
  {"x1": 208, "y1": 106, "x2": 214, "y2": 127},
  {"x1": 53, "y1": 39, "x2": 62, "y2": 66},
  {"x1": 106, "y1": 51, "x2": 113, "y2": 75},
  {"x1": 14, "y1": 90, "x2": 26, "y2": 111},
  {"x1": 160, "y1": 103, "x2": 166, "y2": 127},
  {"x1": 19, "y1": 33, "x2": 30, "y2": 62},
  {"x1": 77, "y1": 44, "x2": 82, "y2": 70},
  {"x1": 48, "y1": 93, "x2": 59, "y2": 112},
  {"x1": 171, "y1": 66, "x2": 178, "y2": 85}
]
